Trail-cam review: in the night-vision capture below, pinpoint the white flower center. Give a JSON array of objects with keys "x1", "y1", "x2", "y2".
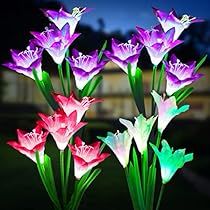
[
  {"x1": 18, "y1": 46, "x2": 39, "y2": 67},
  {"x1": 80, "y1": 97, "x2": 93, "y2": 108},
  {"x1": 18, "y1": 46, "x2": 38, "y2": 59},
  {"x1": 72, "y1": 7, "x2": 86, "y2": 19},
  {"x1": 117, "y1": 40, "x2": 139, "y2": 59},
  {"x1": 72, "y1": 53, "x2": 95, "y2": 71},
  {"x1": 169, "y1": 59, "x2": 190, "y2": 79},
  {"x1": 75, "y1": 142, "x2": 94, "y2": 161},
  {"x1": 180, "y1": 14, "x2": 196, "y2": 28},
  {"x1": 23, "y1": 130, "x2": 43, "y2": 149},
  {"x1": 41, "y1": 27, "x2": 54, "y2": 36}
]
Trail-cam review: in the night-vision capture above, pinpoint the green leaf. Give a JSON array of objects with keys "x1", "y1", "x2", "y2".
[
  {"x1": 35, "y1": 152, "x2": 61, "y2": 210},
  {"x1": 67, "y1": 169, "x2": 101, "y2": 210},
  {"x1": 81, "y1": 75, "x2": 103, "y2": 97},
  {"x1": 58, "y1": 64, "x2": 67, "y2": 96},
  {"x1": 125, "y1": 148, "x2": 145, "y2": 210},
  {"x1": 43, "y1": 155, "x2": 60, "y2": 206},
  {"x1": 99, "y1": 142, "x2": 106, "y2": 153},
  {"x1": 127, "y1": 64, "x2": 145, "y2": 114},
  {"x1": 127, "y1": 63, "x2": 135, "y2": 94},
  {"x1": 80, "y1": 80, "x2": 91, "y2": 97},
  {"x1": 134, "y1": 67, "x2": 145, "y2": 115},
  {"x1": 32, "y1": 69, "x2": 58, "y2": 110},
  {"x1": 146, "y1": 165, "x2": 156, "y2": 210},
  {"x1": 98, "y1": 40, "x2": 107, "y2": 60},
  {"x1": 65, "y1": 49, "x2": 71, "y2": 96},
  {"x1": 132, "y1": 148, "x2": 145, "y2": 207},
  {"x1": 177, "y1": 87, "x2": 194, "y2": 104},
  {"x1": 42, "y1": 71, "x2": 54, "y2": 93},
  {"x1": 125, "y1": 165, "x2": 140, "y2": 210},
  {"x1": 195, "y1": 54, "x2": 207, "y2": 72},
  {"x1": 157, "y1": 54, "x2": 168, "y2": 93},
  {"x1": 86, "y1": 75, "x2": 103, "y2": 96}
]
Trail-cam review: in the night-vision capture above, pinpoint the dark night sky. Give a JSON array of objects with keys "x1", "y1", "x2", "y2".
[
  {"x1": 1, "y1": 0, "x2": 210, "y2": 63},
  {"x1": 55, "y1": 0, "x2": 210, "y2": 33}
]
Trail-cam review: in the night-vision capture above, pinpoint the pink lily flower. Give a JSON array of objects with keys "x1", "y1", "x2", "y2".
[
  {"x1": 69, "y1": 136, "x2": 110, "y2": 179},
  {"x1": 37, "y1": 110, "x2": 86, "y2": 151},
  {"x1": 7, "y1": 125, "x2": 48, "y2": 163},
  {"x1": 53, "y1": 92, "x2": 102, "y2": 122}
]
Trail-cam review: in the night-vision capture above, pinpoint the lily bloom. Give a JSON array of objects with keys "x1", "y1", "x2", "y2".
[
  {"x1": 151, "y1": 90, "x2": 189, "y2": 133},
  {"x1": 164, "y1": 54, "x2": 203, "y2": 96},
  {"x1": 31, "y1": 23, "x2": 80, "y2": 64},
  {"x1": 3, "y1": 42, "x2": 43, "y2": 79},
  {"x1": 104, "y1": 37, "x2": 143, "y2": 76},
  {"x1": 136, "y1": 25, "x2": 183, "y2": 66},
  {"x1": 53, "y1": 92, "x2": 102, "y2": 122},
  {"x1": 153, "y1": 7, "x2": 203, "y2": 40},
  {"x1": 97, "y1": 130, "x2": 132, "y2": 168},
  {"x1": 37, "y1": 110, "x2": 86, "y2": 151},
  {"x1": 150, "y1": 139, "x2": 193, "y2": 184},
  {"x1": 42, "y1": 7, "x2": 90, "y2": 35},
  {"x1": 7, "y1": 125, "x2": 48, "y2": 163},
  {"x1": 69, "y1": 136, "x2": 110, "y2": 179},
  {"x1": 66, "y1": 49, "x2": 107, "y2": 90},
  {"x1": 119, "y1": 114, "x2": 157, "y2": 154}
]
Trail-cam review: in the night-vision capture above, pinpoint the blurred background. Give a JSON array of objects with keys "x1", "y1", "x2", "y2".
[{"x1": 0, "y1": 0, "x2": 210, "y2": 209}]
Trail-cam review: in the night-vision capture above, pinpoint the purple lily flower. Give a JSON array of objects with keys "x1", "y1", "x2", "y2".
[
  {"x1": 42, "y1": 7, "x2": 90, "y2": 35},
  {"x1": 153, "y1": 8, "x2": 203, "y2": 40},
  {"x1": 104, "y1": 37, "x2": 143, "y2": 76},
  {"x1": 164, "y1": 54, "x2": 203, "y2": 96},
  {"x1": 31, "y1": 23, "x2": 80, "y2": 64},
  {"x1": 3, "y1": 42, "x2": 43, "y2": 79},
  {"x1": 66, "y1": 49, "x2": 107, "y2": 90},
  {"x1": 136, "y1": 25, "x2": 183, "y2": 66}
]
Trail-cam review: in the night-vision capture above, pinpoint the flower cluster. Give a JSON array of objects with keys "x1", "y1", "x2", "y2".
[
  {"x1": 3, "y1": 6, "x2": 107, "y2": 91},
  {"x1": 98, "y1": 9, "x2": 202, "y2": 208},
  {"x1": 3, "y1": 5, "x2": 205, "y2": 210},
  {"x1": 8, "y1": 93, "x2": 109, "y2": 178}
]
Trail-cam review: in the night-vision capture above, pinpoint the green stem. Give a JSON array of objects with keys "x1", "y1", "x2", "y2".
[
  {"x1": 60, "y1": 151, "x2": 65, "y2": 207},
  {"x1": 146, "y1": 131, "x2": 162, "y2": 210},
  {"x1": 58, "y1": 64, "x2": 67, "y2": 96},
  {"x1": 65, "y1": 49, "x2": 71, "y2": 96},
  {"x1": 151, "y1": 65, "x2": 157, "y2": 91},
  {"x1": 141, "y1": 149, "x2": 148, "y2": 199},
  {"x1": 151, "y1": 65, "x2": 157, "y2": 115},
  {"x1": 156, "y1": 184, "x2": 165, "y2": 210},
  {"x1": 157, "y1": 65, "x2": 165, "y2": 93},
  {"x1": 152, "y1": 131, "x2": 162, "y2": 165},
  {"x1": 64, "y1": 143, "x2": 72, "y2": 204}
]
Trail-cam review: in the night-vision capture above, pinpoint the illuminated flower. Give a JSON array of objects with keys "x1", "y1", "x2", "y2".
[
  {"x1": 164, "y1": 54, "x2": 203, "y2": 95},
  {"x1": 136, "y1": 25, "x2": 183, "y2": 65},
  {"x1": 150, "y1": 139, "x2": 193, "y2": 184},
  {"x1": 97, "y1": 130, "x2": 132, "y2": 168},
  {"x1": 151, "y1": 90, "x2": 189, "y2": 133},
  {"x1": 119, "y1": 114, "x2": 157, "y2": 154},
  {"x1": 53, "y1": 92, "x2": 102, "y2": 122},
  {"x1": 69, "y1": 136, "x2": 110, "y2": 179},
  {"x1": 153, "y1": 7, "x2": 203, "y2": 40},
  {"x1": 104, "y1": 37, "x2": 143, "y2": 76},
  {"x1": 37, "y1": 110, "x2": 86, "y2": 150},
  {"x1": 66, "y1": 49, "x2": 107, "y2": 90},
  {"x1": 31, "y1": 23, "x2": 80, "y2": 64},
  {"x1": 42, "y1": 7, "x2": 90, "y2": 35},
  {"x1": 7, "y1": 125, "x2": 48, "y2": 163},
  {"x1": 3, "y1": 42, "x2": 43, "y2": 79}
]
